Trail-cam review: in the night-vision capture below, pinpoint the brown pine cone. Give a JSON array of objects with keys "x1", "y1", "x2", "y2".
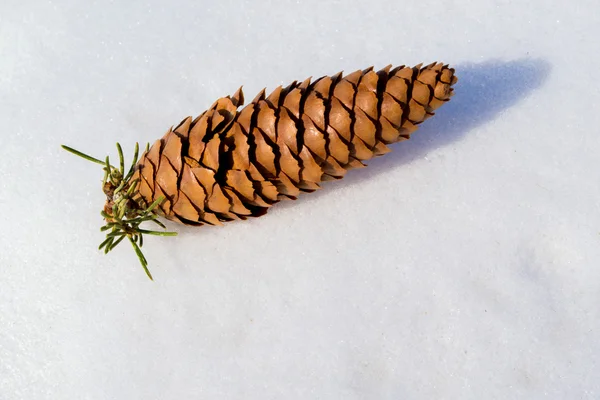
[{"x1": 132, "y1": 62, "x2": 457, "y2": 226}]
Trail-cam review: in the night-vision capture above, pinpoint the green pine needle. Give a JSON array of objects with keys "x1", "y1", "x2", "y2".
[{"x1": 61, "y1": 145, "x2": 106, "y2": 166}]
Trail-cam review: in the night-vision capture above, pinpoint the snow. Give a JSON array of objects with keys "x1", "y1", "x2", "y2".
[{"x1": 1, "y1": 0, "x2": 599, "y2": 398}]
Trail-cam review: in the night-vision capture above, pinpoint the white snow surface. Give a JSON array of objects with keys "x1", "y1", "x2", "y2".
[{"x1": 1, "y1": 0, "x2": 599, "y2": 399}]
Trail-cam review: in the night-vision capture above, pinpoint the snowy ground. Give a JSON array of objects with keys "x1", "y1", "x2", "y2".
[{"x1": 1, "y1": 0, "x2": 599, "y2": 399}]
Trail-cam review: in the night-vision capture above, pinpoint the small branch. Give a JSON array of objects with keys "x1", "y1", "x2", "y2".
[{"x1": 62, "y1": 142, "x2": 177, "y2": 280}]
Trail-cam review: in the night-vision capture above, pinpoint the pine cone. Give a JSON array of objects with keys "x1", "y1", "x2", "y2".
[{"x1": 132, "y1": 62, "x2": 457, "y2": 226}]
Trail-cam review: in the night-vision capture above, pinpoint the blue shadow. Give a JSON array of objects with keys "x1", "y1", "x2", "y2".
[{"x1": 337, "y1": 58, "x2": 552, "y2": 186}]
